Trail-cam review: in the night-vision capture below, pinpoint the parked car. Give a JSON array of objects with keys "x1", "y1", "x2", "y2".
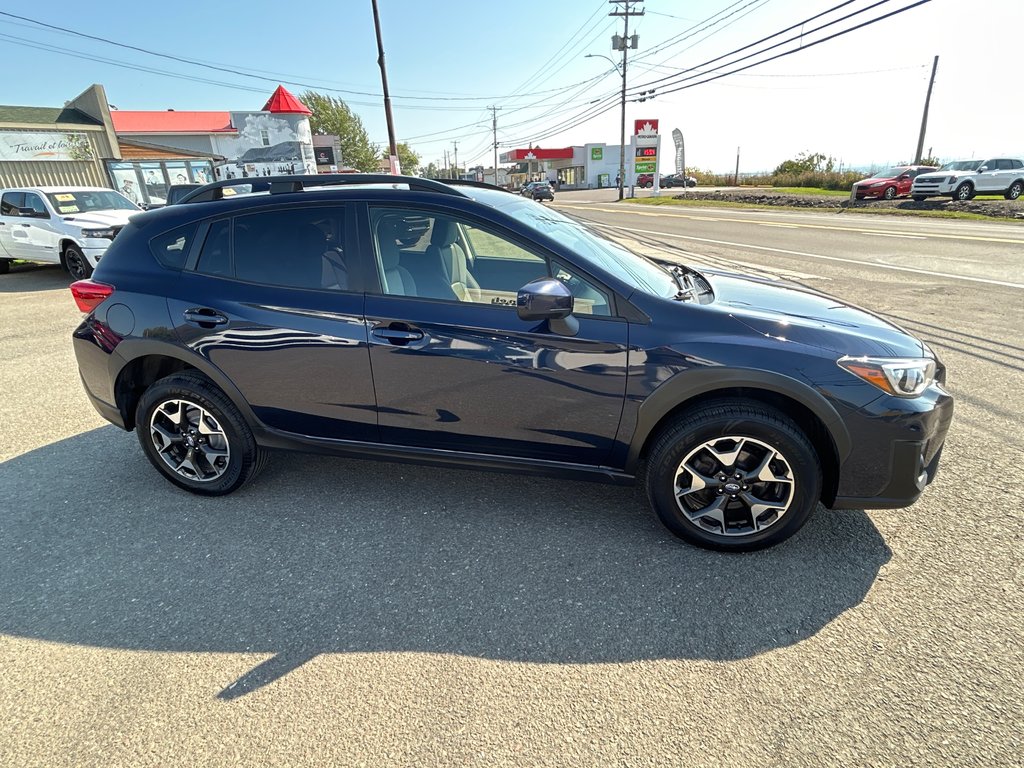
[
  {"x1": 853, "y1": 165, "x2": 937, "y2": 200},
  {"x1": 911, "y1": 158, "x2": 1024, "y2": 201},
  {"x1": 0, "y1": 186, "x2": 140, "y2": 278},
  {"x1": 662, "y1": 174, "x2": 698, "y2": 188},
  {"x1": 636, "y1": 173, "x2": 656, "y2": 188},
  {"x1": 70, "y1": 174, "x2": 953, "y2": 552},
  {"x1": 521, "y1": 181, "x2": 554, "y2": 201}
]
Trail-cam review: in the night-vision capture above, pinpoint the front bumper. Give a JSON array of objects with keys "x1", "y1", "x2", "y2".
[
  {"x1": 855, "y1": 185, "x2": 889, "y2": 199},
  {"x1": 830, "y1": 384, "x2": 954, "y2": 510}
]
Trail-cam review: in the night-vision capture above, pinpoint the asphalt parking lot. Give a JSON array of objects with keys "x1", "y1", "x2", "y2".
[{"x1": 1, "y1": 204, "x2": 1022, "y2": 767}]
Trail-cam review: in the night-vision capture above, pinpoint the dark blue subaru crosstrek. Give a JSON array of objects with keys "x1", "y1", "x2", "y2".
[{"x1": 71, "y1": 175, "x2": 953, "y2": 551}]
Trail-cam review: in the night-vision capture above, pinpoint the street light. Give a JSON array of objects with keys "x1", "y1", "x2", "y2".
[{"x1": 585, "y1": 53, "x2": 628, "y2": 200}]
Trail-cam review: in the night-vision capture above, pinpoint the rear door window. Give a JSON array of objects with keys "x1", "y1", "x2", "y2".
[
  {"x1": 1, "y1": 192, "x2": 25, "y2": 216},
  {"x1": 150, "y1": 223, "x2": 199, "y2": 269}
]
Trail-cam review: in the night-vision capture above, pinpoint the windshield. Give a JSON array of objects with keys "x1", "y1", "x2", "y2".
[
  {"x1": 46, "y1": 190, "x2": 139, "y2": 214},
  {"x1": 479, "y1": 190, "x2": 677, "y2": 298},
  {"x1": 870, "y1": 167, "x2": 908, "y2": 178},
  {"x1": 938, "y1": 160, "x2": 982, "y2": 172}
]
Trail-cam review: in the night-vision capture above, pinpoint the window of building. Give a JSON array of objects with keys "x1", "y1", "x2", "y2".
[{"x1": 260, "y1": 130, "x2": 270, "y2": 147}]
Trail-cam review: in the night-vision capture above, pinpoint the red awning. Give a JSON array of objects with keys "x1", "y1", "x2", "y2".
[
  {"x1": 262, "y1": 85, "x2": 312, "y2": 115},
  {"x1": 502, "y1": 147, "x2": 574, "y2": 161}
]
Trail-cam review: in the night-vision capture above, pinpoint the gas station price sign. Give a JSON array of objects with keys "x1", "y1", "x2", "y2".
[{"x1": 635, "y1": 147, "x2": 657, "y2": 158}]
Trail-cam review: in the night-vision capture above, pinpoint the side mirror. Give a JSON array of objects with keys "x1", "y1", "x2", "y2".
[
  {"x1": 18, "y1": 207, "x2": 48, "y2": 219},
  {"x1": 517, "y1": 277, "x2": 578, "y2": 336},
  {"x1": 898, "y1": 174, "x2": 910, "y2": 181},
  {"x1": 978, "y1": 166, "x2": 989, "y2": 173}
]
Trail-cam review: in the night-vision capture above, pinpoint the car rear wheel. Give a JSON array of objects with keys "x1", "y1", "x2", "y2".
[
  {"x1": 954, "y1": 182, "x2": 974, "y2": 202},
  {"x1": 136, "y1": 372, "x2": 268, "y2": 496},
  {"x1": 1005, "y1": 181, "x2": 1023, "y2": 200},
  {"x1": 884, "y1": 186, "x2": 898, "y2": 200},
  {"x1": 64, "y1": 244, "x2": 93, "y2": 280},
  {"x1": 643, "y1": 400, "x2": 821, "y2": 551},
  {"x1": 0, "y1": 259, "x2": 9, "y2": 275}
]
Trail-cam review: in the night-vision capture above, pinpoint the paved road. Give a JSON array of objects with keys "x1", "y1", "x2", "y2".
[{"x1": 1, "y1": 197, "x2": 1022, "y2": 766}]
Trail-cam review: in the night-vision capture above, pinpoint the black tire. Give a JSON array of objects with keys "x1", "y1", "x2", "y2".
[
  {"x1": 953, "y1": 182, "x2": 973, "y2": 202},
  {"x1": 1005, "y1": 180, "x2": 1023, "y2": 200},
  {"x1": 912, "y1": 195, "x2": 927, "y2": 202},
  {"x1": 883, "y1": 186, "x2": 898, "y2": 200},
  {"x1": 643, "y1": 400, "x2": 822, "y2": 552},
  {"x1": 64, "y1": 243, "x2": 93, "y2": 280},
  {"x1": 0, "y1": 259, "x2": 9, "y2": 275},
  {"x1": 135, "y1": 372, "x2": 268, "y2": 496}
]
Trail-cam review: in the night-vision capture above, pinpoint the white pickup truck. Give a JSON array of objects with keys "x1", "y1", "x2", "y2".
[{"x1": 0, "y1": 186, "x2": 141, "y2": 279}]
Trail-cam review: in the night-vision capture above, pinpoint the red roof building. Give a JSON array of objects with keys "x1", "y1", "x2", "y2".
[{"x1": 261, "y1": 86, "x2": 311, "y2": 115}]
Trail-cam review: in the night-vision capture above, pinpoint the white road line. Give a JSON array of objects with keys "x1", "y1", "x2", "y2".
[
  {"x1": 858, "y1": 232, "x2": 927, "y2": 239},
  {"x1": 590, "y1": 222, "x2": 1024, "y2": 290}
]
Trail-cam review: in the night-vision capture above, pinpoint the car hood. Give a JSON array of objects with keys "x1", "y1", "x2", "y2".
[
  {"x1": 61, "y1": 209, "x2": 138, "y2": 228},
  {"x1": 858, "y1": 176, "x2": 896, "y2": 185},
  {"x1": 704, "y1": 270, "x2": 926, "y2": 358},
  {"x1": 915, "y1": 171, "x2": 963, "y2": 182}
]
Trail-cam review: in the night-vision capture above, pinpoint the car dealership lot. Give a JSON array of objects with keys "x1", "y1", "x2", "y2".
[{"x1": 1, "y1": 201, "x2": 1022, "y2": 767}]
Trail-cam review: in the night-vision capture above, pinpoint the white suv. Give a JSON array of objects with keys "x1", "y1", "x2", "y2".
[
  {"x1": 911, "y1": 158, "x2": 1024, "y2": 202},
  {"x1": 0, "y1": 186, "x2": 141, "y2": 279}
]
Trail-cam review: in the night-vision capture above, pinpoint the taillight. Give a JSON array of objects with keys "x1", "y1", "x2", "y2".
[{"x1": 70, "y1": 280, "x2": 114, "y2": 313}]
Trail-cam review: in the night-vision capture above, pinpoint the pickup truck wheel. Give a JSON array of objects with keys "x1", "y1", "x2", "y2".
[
  {"x1": 1005, "y1": 181, "x2": 1023, "y2": 200},
  {"x1": 64, "y1": 244, "x2": 93, "y2": 280},
  {"x1": 883, "y1": 186, "x2": 898, "y2": 200},
  {"x1": 643, "y1": 400, "x2": 821, "y2": 552},
  {"x1": 0, "y1": 259, "x2": 9, "y2": 275},
  {"x1": 954, "y1": 182, "x2": 974, "y2": 202}
]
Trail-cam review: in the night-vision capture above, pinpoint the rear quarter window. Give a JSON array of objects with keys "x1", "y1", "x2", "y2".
[{"x1": 149, "y1": 223, "x2": 199, "y2": 269}]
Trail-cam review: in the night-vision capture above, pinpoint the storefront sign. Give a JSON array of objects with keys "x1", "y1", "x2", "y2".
[
  {"x1": 635, "y1": 161, "x2": 657, "y2": 173},
  {"x1": 633, "y1": 119, "x2": 659, "y2": 137},
  {"x1": 0, "y1": 131, "x2": 93, "y2": 161},
  {"x1": 591, "y1": 147, "x2": 603, "y2": 161},
  {"x1": 314, "y1": 146, "x2": 335, "y2": 165}
]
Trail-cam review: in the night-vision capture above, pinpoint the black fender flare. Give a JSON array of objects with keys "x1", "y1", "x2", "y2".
[
  {"x1": 109, "y1": 338, "x2": 263, "y2": 431},
  {"x1": 623, "y1": 367, "x2": 852, "y2": 473}
]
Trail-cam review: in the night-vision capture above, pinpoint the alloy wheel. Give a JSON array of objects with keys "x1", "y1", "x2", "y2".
[
  {"x1": 673, "y1": 436, "x2": 795, "y2": 537},
  {"x1": 149, "y1": 398, "x2": 231, "y2": 482},
  {"x1": 66, "y1": 250, "x2": 91, "y2": 280}
]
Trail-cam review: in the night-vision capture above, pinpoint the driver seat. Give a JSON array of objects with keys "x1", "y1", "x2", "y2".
[{"x1": 426, "y1": 218, "x2": 480, "y2": 301}]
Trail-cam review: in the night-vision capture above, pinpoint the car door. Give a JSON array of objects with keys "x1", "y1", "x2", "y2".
[
  {"x1": 361, "y1": 204, "x2": 630, "y2": 466},
  {"x1": 16, "y1": 192, "x2": 63, "y2": 264},
  {"x1": 975, "y1": 160, "x2": 1003, "y2": 192},
  {"x1": 167, "y1": 203, "x2": 379, "y2": 442},
  {"x1": 0, "y1": 192, "x2": 23, "y2": 258}
]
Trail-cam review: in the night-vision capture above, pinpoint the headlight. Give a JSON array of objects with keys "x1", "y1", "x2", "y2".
[
  {"x1": 81, "y1": 227, "x2": 116, "y2": 239},
  {"x1": 870, "y1": 181, "x2": 885, "y2": 187},
  {"x1": 838, "y1": 356, "x2": 936, "y2": 397},
  {"x1": 948, "y1": 176, "x2": 958, "y2": 183}
]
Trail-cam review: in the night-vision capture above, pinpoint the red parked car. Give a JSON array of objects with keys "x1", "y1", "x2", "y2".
[{"x1": 854, "y1": 165, "x2": 937, "y2": 200}]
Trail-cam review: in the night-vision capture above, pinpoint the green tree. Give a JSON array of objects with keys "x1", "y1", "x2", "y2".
[
  {"x1": 300, "y1": 91, "x2": 380, "y2": 171},
  {"x1": 423, "y1": 161, "x2": 439, "y2": 178},
  {"x1": 773, "y1": 151, "x2": 835, "y2": 175},
  {"x1": 396, "y1": 142, "x2": 420, "y2": 175}
]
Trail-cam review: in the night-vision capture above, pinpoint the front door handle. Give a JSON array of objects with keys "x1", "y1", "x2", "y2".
[
  {"x1": 371, "y1": 323, "x2": 424, "y2": 346},
  {"x1": 183, "y1": 308, "x2": 229, "y2": 327}
]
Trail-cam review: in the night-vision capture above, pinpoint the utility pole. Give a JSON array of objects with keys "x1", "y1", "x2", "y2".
[
  {"x1": 734, "y1": 146, "x2": 740, "y2": 186},
  {"x1": 609, "y1": 0, "x2": 643, "y2": 201},
  {"x1": 453, "y1": 140, "x2": 459, "y2": 181},
  {"x1": 489, "y1": 105, "x2": 501, "y2": 187},
  {"x1": 915, "y1": 55, "x2": 939, "y2": 164},
  {"x1": 444, "y1": 150, "x2": 449, "y2": 178},
  {"x1": 370, "y1": 0, "x2": 400, "y2": 174}
]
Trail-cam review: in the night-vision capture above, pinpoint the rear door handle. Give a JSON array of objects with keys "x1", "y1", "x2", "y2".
[{"x1": 183, "y1": 308, "x2": 229, "y2": 327}]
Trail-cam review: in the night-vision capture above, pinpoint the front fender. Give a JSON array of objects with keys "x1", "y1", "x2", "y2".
[{"x1": 621, "y1": 367, "x2": 852, "y2": 473}]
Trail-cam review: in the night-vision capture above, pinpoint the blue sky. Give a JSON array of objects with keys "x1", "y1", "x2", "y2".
[{"x1": 3, "y1": 0, "x2": 1022, "y2": 172}]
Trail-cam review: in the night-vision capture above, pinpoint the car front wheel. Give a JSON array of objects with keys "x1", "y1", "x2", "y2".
[
  {"x1": 954, "y1": 182, "x2": 974, "y2": 202},
  {"x1": 643, "y1": 400, "x2": 822, "y2": 551},
  {"x1": 884, "y1": 186, "x2": 897, "y2": 200},
  {"x1": 136, "y1": 372, "x2": 268, "y2": 496},
  {"x1": 64, "y1": 244, "x2": 93, "y2": 280}
]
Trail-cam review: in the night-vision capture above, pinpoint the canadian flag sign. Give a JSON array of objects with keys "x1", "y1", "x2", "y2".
[{"x1": 634, "y1": 119, "x2": 659, "y2": 136}]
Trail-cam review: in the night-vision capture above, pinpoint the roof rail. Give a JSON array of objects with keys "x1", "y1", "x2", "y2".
[
  {"x1": 436, "y1": 178, "x2": 516, "y2": 194},
  {"x1": 175, "y1": 173, "x2": 465, "y2": 204}
]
